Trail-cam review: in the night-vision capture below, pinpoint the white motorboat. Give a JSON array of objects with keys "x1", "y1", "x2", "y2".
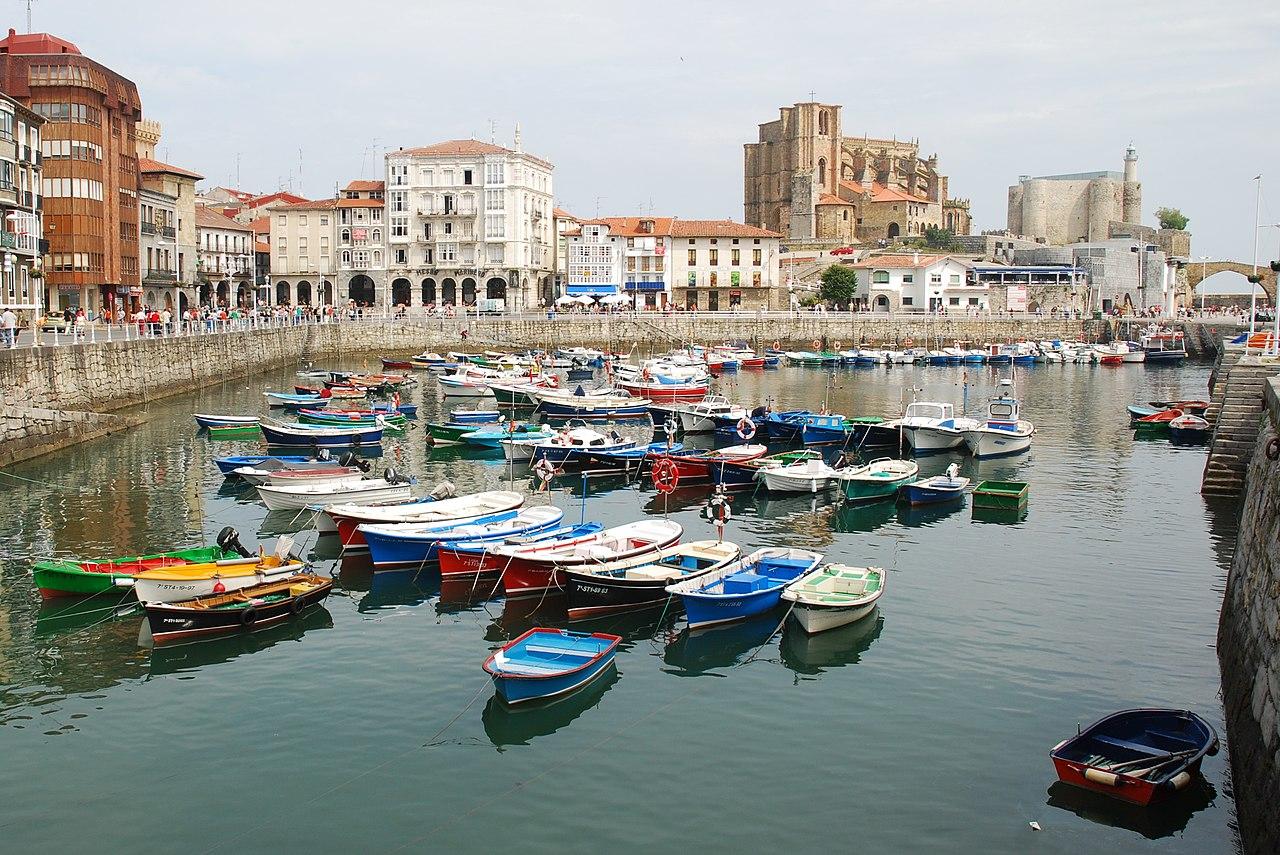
[
  {"x1": 782, "y1": 564, "x2": 885, "y2": 634},
  {"x1": 897, "y1": 402, "x2": 979, "y2": 453},
  {"x1": 962, "y1": 381, "x2": 1035, "y2": 458},
  {"x1": 257, "y1": 475, "x2": 414, "y2": 512},
  {"x1": 674, "y1": 395, "x2": 747, "y2": 434},
  {"x1": 757, "y1": 457, "x2": 843, "y2": 493}
]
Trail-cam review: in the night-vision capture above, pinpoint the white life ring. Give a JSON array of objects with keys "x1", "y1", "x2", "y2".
[
  {"x1": 736, "y1": 417, "x2": 756, "y2": 441},
  {"x1": 663, "y1": 417, "x2": 678, "y2": 437},
  {"x1": 533, "y1": 458, "x2": 556, "y2": 482}
]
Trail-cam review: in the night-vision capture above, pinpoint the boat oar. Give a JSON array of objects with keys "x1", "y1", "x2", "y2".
[{"x1": 1101, "y1": 748, "x2": 1197, "y2": 774}]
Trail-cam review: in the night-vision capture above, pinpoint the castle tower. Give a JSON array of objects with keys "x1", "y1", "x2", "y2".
[
  {"x1": 1122, "y1": 144, "x2": 1142, "y2": 224},
  {"x1": 136, "y1": 118, "x2": 161, "y2": 160}
]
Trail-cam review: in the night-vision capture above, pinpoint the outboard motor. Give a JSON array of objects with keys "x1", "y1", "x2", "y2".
[
  {"x1": 750, "y1": 405, "x2": 768, "y2": 420},
  {"x1": 384, "y1": 467, "x2": 406, "y2": 485},
  {"x1": 429, "y1": 480, "x2": 457, "y2": 500},
  {"x1": 216, "y1": 526, "x2": 253, "y2": 558}
]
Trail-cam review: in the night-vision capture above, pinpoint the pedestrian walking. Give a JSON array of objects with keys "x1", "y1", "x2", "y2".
[{"x1": 1, "y1": 306, "x2": 17, "y2": 348}]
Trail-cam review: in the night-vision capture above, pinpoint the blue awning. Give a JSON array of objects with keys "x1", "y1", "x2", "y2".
[
  {"x1": 623, "y1": 281, "x2": 665, "y2": 291},
  {"x1": 565, "y1": 285, "x2": 617, "y2": 296}
]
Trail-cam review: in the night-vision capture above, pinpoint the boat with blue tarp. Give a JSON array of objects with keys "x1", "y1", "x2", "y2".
[{"x1": 483, "y1": 628, "x2": 621, "y2": 705}]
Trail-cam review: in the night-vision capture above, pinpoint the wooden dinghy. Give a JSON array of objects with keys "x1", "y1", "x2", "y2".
[
  {"x1": 781, "y1": 564, "x2": 884, "y2": 634},
  {"x1": 142, "y1": 573, "x2": 334, "y2": 645},
  {"x1": 482, "y1": 628, "x2": 621, "y2": 705}
]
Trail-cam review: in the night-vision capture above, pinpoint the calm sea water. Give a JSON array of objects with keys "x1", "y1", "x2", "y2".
[{"x1": 0, "y1": 358, "x2": 1242, "y2": 853}]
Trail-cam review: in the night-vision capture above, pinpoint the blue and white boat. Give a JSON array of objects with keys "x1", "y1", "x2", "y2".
[
  {"x1": 460, "y1": 424, "x2": 553, "y2": 448},
  {"x1": 961, "y1": 382, "x2": 1035, "y2": 458},
  {"x1": 264, "y1": 391, "x2": 327, "y2": 408},
  {"x1": 359, "y1": 505, "x2": 565, "y2": 569},
  {"x1": 763, "y1": 410, "x2": 811, "y2": 442},
  {"x1": 527, "y1": 426, "x2": 636, "y2": 465},
  {"x1": 215, "y1": 453, "x2": 317, "y2": 476},
  {"x1": 665, "y1": 547, "x2": 824, "y2": 629},
  {"x1": 576, "y1": 441, "x2": 684, "y2": 473},
  {"x1": 483, "y1": 628, "x2": 621, "y2": 705},
  {"x1": 898, "y1": 463, "x2": 970, "y2": 505},
  {"x1": 260, "y1": 420, "x2": 385, "y2": 448},
  {"x1": 437, "y1": 521, "x2": 604, "y2": 579},
  {"x1": 449, "y1": 408, "x2": 501, "y2": 424},
  {"x1": 799, "y1": 413, "x2": 849, "y2": 446}
]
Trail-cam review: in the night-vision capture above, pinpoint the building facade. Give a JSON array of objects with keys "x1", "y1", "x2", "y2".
[
  {"x1": 744, "y1": 100, "x2": 971, "y2": 244},
  {"x1": 335, "y1": 180, "x2": 384, "y2": 308},
  {"x1": 195, "y1": 206, "x2": 254, "y2": 307},
  {"x1": 0, "y1": 90, "x2": 42, "y2": 316},
  {"x1": 270, "y1": 198, "x2": 337, "y2": 307},
  {"x1": 849, "y1": 253, "x2": 983, "y2": 313},
  {"x1": 0, "y1": 28, "x2": 142, "y2": 316},
  {"x1": 1006, "y1": 146, "x2": 1142, "y2": 245},
  {"x1": 138, "y1": 185, "x2": 177, "y2": 311},
  {"x1": 550, "y1": 207, "x2": 579, "y2": 305},
  {"x1": 138, "y1": 158, "x2": 202, "y2": 315},
  {"x1": 385, "y1": 136, "x2": 553, "y2": 312}
]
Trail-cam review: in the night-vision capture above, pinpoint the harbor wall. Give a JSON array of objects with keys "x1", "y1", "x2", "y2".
[{"x1": 1218, "y1": 376, "x2": 1280, "y2": 854}]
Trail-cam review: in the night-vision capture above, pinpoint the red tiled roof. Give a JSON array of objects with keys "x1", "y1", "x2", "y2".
[
  {"x1": 343, "y1": 179, "x2": 384, "y2": 192},
  {"x1": 277, "y1": 198, "x2": 339, "y2": 211},
  {"x1": 553, "y1": 207, "x2": 576, "y2": 219},
  {"x1": 139, "y1": 157, "x2": 204, "y2": 180},
  {"x1": 248, "y1": 216, "x2": 270, "y2": 235},
  {"x1": 255, "y1": 241, "x2": 270, "y2": 253},
  {"x1": 247, "y1": 191, "x2": 309, "y2": 208},
  {"x1": 849, "y1": 253, "x2": 950, "y2": 269},
  {"x1": 195, "y1": 206, "x2": 253, "y2": 232},
  {"x1": 840, "y1": 180, "x2": 931, "y2": 205},
  {"x1": 336, "y1": 198, "x2": 382, "y2": 209},
  {"x1": 0, "y1": 30, "x2": 81, "y2": 55},
  {"x1": 394, "y1": 139, "x2": 553, "y2": 169},
  {"x1": 670, "y1": 219, "x2": 781, "y2": 238},
  {"x1": 577, "y1": 217, "x2": 676, "y2": 238}
]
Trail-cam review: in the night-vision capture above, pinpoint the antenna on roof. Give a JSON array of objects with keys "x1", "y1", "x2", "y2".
[
  {"x1": 298, "y1": 147, "x2": 304, "y2": 198},
  {"x1": 26, "y1": 0, "x2": 35, "y2": 33},
  {"x1": 489, "y1": 119, "x2": 497, "y2": 144}
]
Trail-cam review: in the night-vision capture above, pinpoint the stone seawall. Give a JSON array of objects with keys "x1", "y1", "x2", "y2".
[{"x1": 1218, "y1": 377, "x2": 1280, "y2": 854}]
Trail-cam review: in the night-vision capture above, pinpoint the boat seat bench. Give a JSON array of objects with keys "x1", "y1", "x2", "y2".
[
  {"x1": 1091, "y1": 734, "x2": 1168, "y2": 757},
  {"x1": 523, "y1": 645, "x2": 596, "y2": 658}
]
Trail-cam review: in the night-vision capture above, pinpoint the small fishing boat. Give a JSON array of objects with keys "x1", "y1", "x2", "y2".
[
  {"x1": 483, "y1": 628, "x2": 621, "y2": 705},
  {"x1": 437, "y1": 522, "x2": 604, "y2": 579},
  {"x1": 575, "y1": 441, "x2": 684, "y2": 474},
  {"x1": 359, "y1": 505, "x2": 565, "y2": 570},
  {"x1": 897, "y1": 402, "x2": 975, "y2": 453},
  {"x1": 32, "y1": 534, "x2": 242, "y2": 600},
  {"x1": 381, "y1": 357, "x2": 415, "y2": 370},
  {"x1": 215, "y1": 454, "x2": 318, "y2": 476},
  {"x1": 673, "y1": 395, "x2": 748, "y2": 434},
  {"x1": 142, "y1": 573, "x2": 334, "y2": 645},
  {"x1": 1168, "y1": 413, "x2": 1210, "y2": 445},
  {"x1": 713, "y1": 449, "x2": 823, "y2": 490},
  {"x1": 1049, "y1": 708, "x2": 1219, "y2": 806},
  {"x1": 1148, "y1": 399, "x2": 1209, "y2": 416},
  {"x1": 317, "y1": 490, "x2": 524, "y2": 548},
  {"x1": 898, "y1": 463, "x2": 969, "y2": 505},
  {"x1": 195, "y1": 413, "x2": 261, "y2": 429},
  {"x1": 492, "y1": 519, "x2": 684, "y2": 599},
  {"x1": 757, "y1": 457, "x2": 843, "y2": 493},
  {"x1": 235, "y1": 464, "x2": 369, "y2": 487},
  {"x1": 449, "y1": 407, "x2": 501, "y2": 424},
  {"x1": 257, "y1": 470, "x2": 414, "y2": 512},
  {"x1": 297, "y1": 408, "x2": 407, "y2": 428},
  {"x1": 426, "y1": 422, "x2": 489, "y2": 446},
  {"x1": 260, "y1": 420, "x2": 384, "y2": 448},
  {"x1": 972, "y1": 480, "x2": 1029, "y2": 510},
  {"x1": 762, "y1": 410, "x2": 811, "y2": 442},
  {"x1": 265, "y1": 391, "x2": 329, "y2": 408},
  {"x1": 1141, "y1": 330, "x2": 1187, "y2": 363},
  {"x1": 563, "y1": 540, "x2": 742, "y2": 620},
  {"x1": 962, "y1": 382, "x2": 1035, "y2": 458},
  {"x1": 781, "y1": 564, "x2": 885, "y2": 634},
  {"x1": 646, "y1": 444, "x2": 767, "y2": 484},
  {"x1": 527, "y1": 426, "x2": 637, "y2": 466},
  {"x1": 839, "y1": 458, "x2": 919, "y2": 503},
  {"x1": 665, "y1": 547, "x2": 823, "y2": 629},
  {"x1": 616, "y1": 377, "x2": 709, "y2": 402},
  {"x1": 532, "y1": 386, "x2": 649, "y2": 421},
  {"x1": 1126, "y1": 404, "x2": 1163, "y2": 420},
  {"x1": 206, "y1": 423, "x2": 263, "y2": 439},
  {"x1": 1133, "y1": 408, "x2": 1182, "y2": 432},
  {"x1": 460, "y1": 423, "x2": 553, "y2": 448},
  {"x1": 133, "y1": 536, "x2": 306, "y2": 603}
]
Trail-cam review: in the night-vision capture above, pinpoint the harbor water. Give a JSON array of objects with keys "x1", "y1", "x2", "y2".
[{"x1": 0, "y1": 359, "x2": 1242, "y2": 853}]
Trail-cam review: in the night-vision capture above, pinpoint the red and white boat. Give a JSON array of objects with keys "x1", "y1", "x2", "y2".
[
  {"x1": 645, "y1": 443, "x2": 767, "y2": 483},
  {"x1": 617, "y1": 378, "x2": 708, "y2": 402},
  {"x1": 485, "y1": 519, "x2": 683, "y2": 599}
]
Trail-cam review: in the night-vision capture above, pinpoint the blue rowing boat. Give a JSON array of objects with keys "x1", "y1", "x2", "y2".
[
  {"x1": 483, "y1": 628, "x2": 621, "y2": 705},
  {"x1": 359, "y1": 505, "x2": 564, "y2": 569},
  {"x1": 665, "y1": 547, "x2": 823, "y2": 629},
  {"x1": 214, "y1": 454, "x2": 315, "y2": 476},
  {"x1": 437, "y1": 521, "x2": 604, "y2": 579}
]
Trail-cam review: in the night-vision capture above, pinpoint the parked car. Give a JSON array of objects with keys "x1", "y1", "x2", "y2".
[{"x1": 38, "y1": 314, "x2": 70, "y2": 332}]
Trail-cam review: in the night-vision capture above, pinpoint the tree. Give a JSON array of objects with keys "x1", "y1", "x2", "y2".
[
  {"x1": 923, "y1": 226, "x2": 956, "y2": 250},
  {"x1": 819, "y1": 264, "x2": 859, "y2": 308},
  {"x1": 1156, "y1": 207, "x2": 1189, "y2": 231}
]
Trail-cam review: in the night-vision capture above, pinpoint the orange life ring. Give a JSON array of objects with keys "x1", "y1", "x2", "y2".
[{"x1": 812, "y1": 339, "x2": 821, "y2": 350}]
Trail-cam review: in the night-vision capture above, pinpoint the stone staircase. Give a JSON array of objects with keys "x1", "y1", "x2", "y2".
[{"x1": 1202, "y1": 355, "x2": 1280, "y2": 496}]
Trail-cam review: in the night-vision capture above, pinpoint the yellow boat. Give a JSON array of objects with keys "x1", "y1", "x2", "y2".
[{"x1": 132, "y1": 554, "x2": 307, "y2": 603}]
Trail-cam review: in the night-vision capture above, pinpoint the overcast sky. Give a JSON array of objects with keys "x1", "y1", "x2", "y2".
[{"x1": 24, "y1": 0, "x2": 1280, "y2": 261}]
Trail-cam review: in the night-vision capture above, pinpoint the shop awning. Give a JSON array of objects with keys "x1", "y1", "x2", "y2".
[{"x1": 565, "y1": 285, "x2": 617, "y2": 296}]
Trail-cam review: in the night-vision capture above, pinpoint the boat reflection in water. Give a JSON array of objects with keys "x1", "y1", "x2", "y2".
[
  {"x1": 747, "y1": 491, "x2": 836, "y2": 521},
  {"x1": 482, "y1": 667, "x2": 620, "y2": 749},
  {"x1": 356, "y1": 567, "x2": 439, "y2": 612},
  {"x1": 258, "y1": 508, "x2": 324, "y2": 538},
  {"x1": 1045, "y1": 778, "x2": 1217, "y2": 841},
  {"x1": 35, "y1": 597, "x2": 140, "y2": 639},
  {"x1": 897, "y1": 500, "x2": 964, "y2": 528},
  {"x1": 971, "y1": 506, "x2": 1028, "y2": 526},
  {"x1": 831, "y1": 500, "x2": 897, "y2": 534},
  {"x1": 780, "y1": 610, "x2": 883, "y2": 676},
  {"x1": 662, "y1": 611, "x2": 781, "y2": 676},
  {"x1": 146, "y1": 607, "x2": 334, "y2": 676}
]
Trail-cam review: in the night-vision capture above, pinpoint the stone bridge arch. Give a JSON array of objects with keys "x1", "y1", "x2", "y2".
[{"x1": 1185, "y1": 261, "x2": 1276, "y2": 302}]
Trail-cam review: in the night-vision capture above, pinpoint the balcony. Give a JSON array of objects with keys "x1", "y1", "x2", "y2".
[
  {"x1": 143, "y1": 269, "x2": 178, "y2": 283},
  {"x1": 0, "y1": 230, "x2": 38, "y2": 252}
]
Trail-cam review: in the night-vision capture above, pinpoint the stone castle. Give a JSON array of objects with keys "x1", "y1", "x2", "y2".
[
  {"x1": 1006, "y1": 146, "x2": 1142, "y2": 245},
  {"x1": 743, "y1": 100, "x2": 971, "y2": 244}
]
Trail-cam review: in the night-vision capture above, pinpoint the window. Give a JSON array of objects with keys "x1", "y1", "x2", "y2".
[
  {"x1": 752, "y1": 272, "x2": 761, "y2": 287},
  {"x1": 395, "y1": 248, "x2": 407, "y2": 264},
  {"x1": 752, "y1": 249, "x2": 762, "y2": 266},
  {"x1": 439, "y1": 243, "x2": 456, "y2": 262},
  {"x1": 709, "y1": 271, "x2": 718, "y2": 287},
  {"x1": 903, "y1": 274, "x2": 914, "y2": 283},
  {"x1": 341, "y1": 228, "x2": 350, "y2": 243},
  {"x1": 902, "y1": 296, "x2": 914, "y2": 306},
  {"x1": 485, "y1": 161, "x2": 504, "y2": 184},
  {"x1": 709, "y1": 249, "x2": 718, "y2": 265},
  {"x1": 371, "y1": 229, "x2": 381, "y2": 243},
  {"x1": 423, "y1": 248, "x2": 433, "y2": 264},
  {"x1": 444, "y1": 222, "x2": 453, "y2": 236},
  {"x1": 930, "y1": 273, "x2": 942, "y2": 284},
  {"x1": 731, "y1": 249, "x2": 740, "y2": 266},
  {"x1": 949, "y1": 274, "x2": 961, "y2": 285},
  {"x1": 320, "y1": 216, "x2": 329, "y2": 226},
  {"x1": 949, "y1": 297, "x2": 960, "y2": 306},
  {"x1": 442, "y1": 169, "x2": 454, "y2": 186},
  {"x1": 485, "y1": 215, "x2": 504, "y2": 238},
  {"x1": 968, "y1": 297, "x2": 979, "y2": 306},
  {"x1": 488, "y1": 244, "x2": 504, "y2": 264},
  {"x1": 277, "y1": 215, "x2": 286, "y2": 225},
  {"x1": 872, "y1": 270, "x2": 890, "y2": 284},
  {"x1": 485, "y1": 189, "x2": 504, "y2": 210},
  {"x1": 688, "y1": 249, "x2": 697, "y2": 265},
  {"x1": 391, "y1": 218, "x2": 408, "y2": 237},
  {"x1": 300, "y1": 215, "x2": 308, "y2": 226},
  {"x1": 390, "y1": 191, "x2": 407, "y2": 212},
  {"x1": 463, "y1": 169, "x2": 473, "y2": 185}
]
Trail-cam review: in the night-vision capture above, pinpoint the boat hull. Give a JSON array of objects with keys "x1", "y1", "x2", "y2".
[
  {"x1": 144, "y1": 577, "x2": 333, "y2": 645},
  {"x1": 33, "y1": 547, "x2": 227, "y2": 599},
  {"x1": 841, "y1": 475, "x2": 916, "y2": 503},
  {"x1": 963, "y1": 428, "x2": 1032, "y2": 458},
  {"x1": 490, "y1": 651, "x2": 616, "y2": 705},
  {"x1": 682, "y1": 587, "x2": 781, "y2": 629},
  {"x1": 790, "y1": 601, "x2": 877, "y2": 634},
  {"x1": 899, "y1": 483, "x2": 966, "y2": 505},
  {"x1": 902, "y1": 425, "x2": 965, "y2": 452},
  {"x1": 132, "y1": 561, "x2": 302, "y2": 603}
]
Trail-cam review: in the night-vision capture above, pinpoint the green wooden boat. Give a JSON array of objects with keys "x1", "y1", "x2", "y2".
[
  {"x1": 207, "y1": 423, "x2": 263, "y2": 439},
  {"x1": 839, "y1": 458, "x2": 919, "y2": 503},
  {"x1": 972, "y1": 480, "x2": 1029, "y2": 510},
  {"x1": 490, "y1": 383, "x2": 540, "y2": 407},
  {"x1": 426, "y1": 422, "x2": 482, "y2": 445},
  {"x1": 33, "y1": 545, "x2": 231, "y2": 599}
]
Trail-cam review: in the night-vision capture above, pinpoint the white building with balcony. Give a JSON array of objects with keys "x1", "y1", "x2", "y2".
[
  {"x1": 849, "y1": 253, "x2": 982, "y2": 312},
  {"x1": 668, "y1": 220, "x2": 782, "y2": 311},
  {"x1": 139, "y1": 186, "x2": 179, "y2": 311},
  {"x1": 270, "y1": 198, "x2": 337, "y2": 307},
  {"x1": 195, "y1": 206, "x2": 255, "y2": 308},
  {"x1": 0, "y1": 92, "x2": 43, "y2": 316},
  {"x1": 384, "y1": 134, "x2": 553, "y2": 312},
  {"x1": 335, "y1": 179, "x2": 385, "y2": 308}
]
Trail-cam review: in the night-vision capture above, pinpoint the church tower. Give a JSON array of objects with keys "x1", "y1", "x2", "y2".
[{"x1": 1122, "y1": 144, "x2": 1141, "y2": 224}]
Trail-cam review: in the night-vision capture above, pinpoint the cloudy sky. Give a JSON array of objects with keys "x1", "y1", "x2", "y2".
[{"x1": 26, "y1": 0, "x2": 1280, "y2": 261}]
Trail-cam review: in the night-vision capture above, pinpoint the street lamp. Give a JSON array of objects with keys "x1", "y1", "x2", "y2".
[{"x1": 1198, "y1": 255, "x2": 1211, "y2": 312}]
